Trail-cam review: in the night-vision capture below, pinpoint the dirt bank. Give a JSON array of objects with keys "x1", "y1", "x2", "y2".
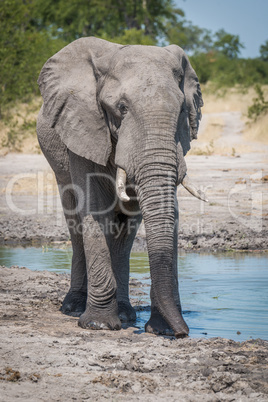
[
  {"x1": 0, "y1": 265, "x2": 268, "y2": 401},
  {"x1": 0, "y1": 111, "x2": 267, "y2": 251}
]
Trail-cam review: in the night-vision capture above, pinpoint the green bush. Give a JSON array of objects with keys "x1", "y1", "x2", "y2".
[
  {"x1": 0, "y1": 0, "x2": 66, "y2": 115},
  {"x1": 190, "y1": 53, "x2": 268, "y2": 88},
  {"x1": 100, "y1": 28, "x2": 156, "y2": 46},
  {"x1": 247, "y1": 85, "x2": 268, "y2": 121},
  {"x1": 0, "y1": 0, "x2": 268, "y2": 118}
]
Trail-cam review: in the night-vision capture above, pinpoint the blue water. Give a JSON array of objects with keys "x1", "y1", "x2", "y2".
[{"x1": 0, "y1": 246, "x2": 267, "y2": 341}]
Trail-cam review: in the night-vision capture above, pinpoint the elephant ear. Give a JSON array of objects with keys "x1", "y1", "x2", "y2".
[
  {"x1": 38, "y1": 37, "x2": 122, "y2": 165},
  {"x1": 165, "y1": 45, "x2": 204, "y2": 156}
]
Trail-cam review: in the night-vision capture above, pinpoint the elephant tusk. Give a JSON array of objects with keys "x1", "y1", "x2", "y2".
[
  {"x1": 181, "y1": 175, "x2": 208, "y2": 202},
  {"x1": 116, "y1": 168, "x2": 130, "y2": 202}
]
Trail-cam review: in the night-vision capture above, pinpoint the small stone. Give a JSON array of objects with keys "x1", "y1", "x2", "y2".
[{"x1": 131, "y1": 382, "x2": 141, "y2": 393}]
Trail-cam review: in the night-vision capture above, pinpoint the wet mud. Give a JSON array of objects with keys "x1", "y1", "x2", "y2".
[{"x1": 1, "y1": 266, "x2": 268, "y2": 401}]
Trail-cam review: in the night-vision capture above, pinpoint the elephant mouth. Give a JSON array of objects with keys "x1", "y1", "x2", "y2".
[{"x1": 116, "y1": 167, "x2": 208, "y2": 203}]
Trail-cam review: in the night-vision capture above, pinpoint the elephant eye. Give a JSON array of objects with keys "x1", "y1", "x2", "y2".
[
  {"x1": 173, "y1": 67, "x2": 183, "y2": 85},
  {"x1": 118, "y1": 103, "x2": 128, "y2": 115}
]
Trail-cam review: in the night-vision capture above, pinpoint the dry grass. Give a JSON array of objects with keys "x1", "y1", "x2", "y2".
[
  {"x1": 189, "y1": 115, "x2": 224, "y2": 155},
  {"x1": 200, "y1": 85, "x2": 268, "y2": 148},
  {"x1": 0, "y1": 97, "x2": 42, "y2": 156},
  {"x1": 0, "y1": 86, "x2": 267, "y2": 156},
  {"x1": 243, "y1": 111, "x2": 268, "y2": 144},
  {"x1": 201, "y1": 86, "x2": 257, "y2": 115},
  {"x1": 0, "y1": 172, "x2": 58, "y2": 196}
]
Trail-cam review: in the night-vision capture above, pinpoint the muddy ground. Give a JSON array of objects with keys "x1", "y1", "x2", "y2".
[{"x1": 0, "y1": 265, "x2": 268, "y2": 401}]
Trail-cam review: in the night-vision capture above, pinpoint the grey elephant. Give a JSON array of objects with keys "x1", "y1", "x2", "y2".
[{"x1": 37, "y1": 37, "x2": 205, "y2": 338}]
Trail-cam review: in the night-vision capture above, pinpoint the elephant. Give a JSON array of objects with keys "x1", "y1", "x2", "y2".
[{"x1": 37, "y1": 37, "x2": 205, "y2": 338}]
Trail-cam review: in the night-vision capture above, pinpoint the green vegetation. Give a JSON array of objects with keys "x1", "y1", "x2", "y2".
[
  {"x1": 0, "y1": 0, "x2": 65, "y2": 113},
  {"x1": 247, "y1": 85, "x2": 268, "y2": 121},
  {"x1": 0, "y1": 0, "x2": 268, "y2": 119},
  {"x1": 260, "y1": 40, "x2": 268, "y2": 62},
  {"x1": 191, "y1": 53, "x2": 268, "y2": 88}
]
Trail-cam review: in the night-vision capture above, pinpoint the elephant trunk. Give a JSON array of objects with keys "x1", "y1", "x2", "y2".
[{"x1": 135, "y1": 155, "x2": 189, "y2": 337}]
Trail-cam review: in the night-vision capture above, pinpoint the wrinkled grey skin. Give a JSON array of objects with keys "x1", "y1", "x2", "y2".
[{"x1": 37, "y1": 37, "x2": 203, "y2": 337}]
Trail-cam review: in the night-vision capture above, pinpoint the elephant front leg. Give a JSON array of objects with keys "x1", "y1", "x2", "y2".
[{"x1": 78, "y1": 215, "x2": 121, "y2": 331}]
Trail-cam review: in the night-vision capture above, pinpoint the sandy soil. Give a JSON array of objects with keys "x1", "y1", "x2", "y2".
[
  {"x1": 0, "y1": 111, "x2": 267, "y2": 251},
  {"x1": 1, "y1": 265, "x2": 268, "y2": 402}
]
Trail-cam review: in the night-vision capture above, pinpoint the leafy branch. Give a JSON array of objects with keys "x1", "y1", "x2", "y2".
[{"x1": 247, "y1": 85, "x2": 268, "y2": 121}]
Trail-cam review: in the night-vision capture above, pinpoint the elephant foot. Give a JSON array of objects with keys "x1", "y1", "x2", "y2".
[
  {"x1": 145, "y1": 313, "x2": 174, "y2": 336},
  {"x1": 145, "y1": 308, "x2": 189, "y2": 338},
  {"x1": 60, "y1": 290, "x2": 87, "y2": 317},
  {"x1": 78, "y1": 303, "x2": 121, "y2": 331},
  {"x1": 118, "y1": 301, "x2": 136, "y2": 322}
]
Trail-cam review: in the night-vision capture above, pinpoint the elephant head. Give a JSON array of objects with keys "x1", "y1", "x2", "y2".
[{"x1": 38, "y1": 37, "x2": 204, "y2": 337}]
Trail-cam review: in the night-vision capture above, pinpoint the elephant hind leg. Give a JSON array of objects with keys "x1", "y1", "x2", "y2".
[{"x1": 60, "y1": 290, "x2": 87, "y2": 317}]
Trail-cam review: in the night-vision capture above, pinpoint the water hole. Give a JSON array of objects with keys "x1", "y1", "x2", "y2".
[{"x1": 0, "y1": 246, "x2": 267, "y2": 341}]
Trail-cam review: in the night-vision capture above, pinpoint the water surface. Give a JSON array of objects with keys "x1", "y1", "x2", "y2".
[{"x1": 0, "y1": 246, "x2": 267, "y2": 341}]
